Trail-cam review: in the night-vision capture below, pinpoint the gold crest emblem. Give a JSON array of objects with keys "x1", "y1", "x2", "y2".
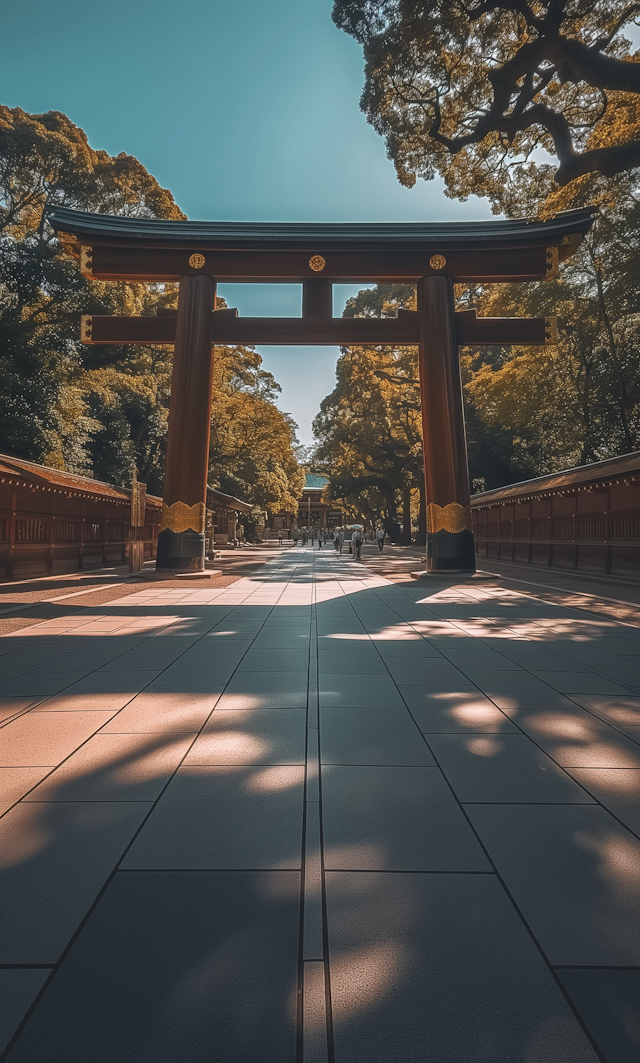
[
  {"x1": 188, "y1": 253, "x2": 206, "y2": 269},
  {"x1": 429, "y1": 254, "x2": 447, "y2": 270},
  {"x1": 309, "y1": 255, "x2": 326, "y2": 272}
]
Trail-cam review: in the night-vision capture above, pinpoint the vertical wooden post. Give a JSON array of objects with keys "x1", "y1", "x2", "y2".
[
  {"x1": 48, "y1": 498, "x2": 55, "y2": 576},
  {"x1": 156, "y1": 273, "x2": 216, "y2": 571},
  {"x1": 417, "y1": 274, "x2": 475, "y2": 572},
  {"x1": 302, "y1": 279, "x2": 332, "y2": 318},
  {"x1": 8, "y1": 489, "x2": 16, "y2": 581},
  {"x1": 79, "y1": 500, "x2": 84, "y2": 571}
]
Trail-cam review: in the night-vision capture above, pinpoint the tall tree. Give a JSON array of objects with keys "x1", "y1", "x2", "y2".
[
  {"x1": 0, "y1": 105, "x2": 184, "y2": 483},
  {"x1": 464, "y1": 194, "x2": 640, "y2": 471},
  {"x1": 0, "y1": 106, "x2": 304, "y2": 512},
  {"x1": 332, "y1": 0, "x2": 640, "y2": 208},
  {"x1": 313, "y1": 284, "x2": 425, "y2": 534},
  {"x1": 315, "y1": 202, "x2": 640, "y2": 500},
  {"x1": 209, "y1": 342, "x2": 305, "y2": 514}
]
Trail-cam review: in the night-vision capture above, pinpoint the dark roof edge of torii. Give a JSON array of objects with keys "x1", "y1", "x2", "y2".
[{"x1": 46, "y1": 205, "x2": 596, "y2": 253}]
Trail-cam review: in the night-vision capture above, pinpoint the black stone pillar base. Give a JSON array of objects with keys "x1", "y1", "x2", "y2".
[
  {"x1": 426, "y1": 529, "x2": 476, "y2": 573},
  {"x1": 156, "y1": 528, "x2": 205, "y2": 572}
]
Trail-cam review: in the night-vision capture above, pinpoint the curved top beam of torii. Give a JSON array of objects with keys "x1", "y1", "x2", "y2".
[{"x1": 48, "y1": 205, "x2": 596, "y2": 285}]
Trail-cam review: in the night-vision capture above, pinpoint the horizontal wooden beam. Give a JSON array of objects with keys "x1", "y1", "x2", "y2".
[
  {"x1": 78, "y1": 244, "x2": 555, "y2": 283},
  {"x1": 454, "y1": 309, "x2": 555, "y2": 345},
  {"x1": 81, "y1": 309, "x2": 555, "y2": 347}
]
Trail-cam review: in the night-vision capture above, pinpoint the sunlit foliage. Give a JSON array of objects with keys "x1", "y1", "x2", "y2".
[
  {"x1": 0, "y1": 106, "x2": 303, "y2": 511},
  {"x1": 332, "y1": 0, "x2": 640, "y2": 208}
]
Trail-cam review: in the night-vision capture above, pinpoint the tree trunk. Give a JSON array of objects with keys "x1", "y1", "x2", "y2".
[
  {"x1": 416, "y1": 476, "x2": 427, "y2": 547},
  {"x1": 592, "y1": 255, "x2": 634, "y2": 452},
  {"x1": 402, "y1": 485, "x2": 412, "y2": 543}
]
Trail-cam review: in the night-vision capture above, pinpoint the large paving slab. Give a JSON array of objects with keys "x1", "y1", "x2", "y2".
[
  {"x1": 4, "y1": 871, "x2": 300, "y2": 1063},
  {"x1": 0, "y1": 799, "x2": 152, "y2": 963},
  {"x1": 121, "y1": 765, "x2": 305, "y2": 869},
  {"x1": 466, "y1": 803, "x2": 640, "y2": 965},
  {"x1": 321, "y1": 764, "x2": 489, "y2": 870},
  {"x1": 556, "y1": 969, "x2": 640, "y2": 1063},
  {"x1": 326, "y1": 871, "x2": 598, "y2": 1063},
  {"x1": 0, "y1": 547, "x2": 639, "y2": 1059}
]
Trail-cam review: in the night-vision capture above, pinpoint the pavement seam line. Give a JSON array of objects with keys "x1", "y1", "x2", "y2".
[{"x1": 302, "y1": 548, "x2": 330, "y2": 1063}]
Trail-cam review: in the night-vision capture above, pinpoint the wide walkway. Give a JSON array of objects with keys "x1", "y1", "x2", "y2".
[{"x1": 1, "y1": 548, "x2": 639, "y2": 1061}]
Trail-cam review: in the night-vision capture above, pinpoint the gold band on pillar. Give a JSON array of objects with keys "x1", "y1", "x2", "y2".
[
  {"x1": 161, "y1": 501, "x2": 206, "y2": 534},
  {"x1": 426, "y1": 503, "x2": 472, "y2": 534}
]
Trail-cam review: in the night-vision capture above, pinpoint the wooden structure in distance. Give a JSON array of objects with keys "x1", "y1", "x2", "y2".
[{"x1": 48, "y1": 206, "x2": 595, "y2": 574}]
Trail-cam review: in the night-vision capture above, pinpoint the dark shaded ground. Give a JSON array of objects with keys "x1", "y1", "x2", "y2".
[{"x1": 1, "y1": 546, "x2": 640, "y2": 1060}]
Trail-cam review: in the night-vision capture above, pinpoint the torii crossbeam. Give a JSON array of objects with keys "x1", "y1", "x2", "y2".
[{"x1": 49, "y1": 206, "x2": 595, "y2": 574}]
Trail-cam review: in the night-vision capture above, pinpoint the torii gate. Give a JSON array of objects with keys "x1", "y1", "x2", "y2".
[{"x1": 48, "y1": 206, "x2": 595, "y2": 574}]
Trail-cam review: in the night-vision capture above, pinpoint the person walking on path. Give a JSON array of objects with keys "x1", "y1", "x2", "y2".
[
  {"x1": 376, "y1": 526, "x2": 385, "y2": 553},
  {"x1": 353, "y1": 528, "x2": 363, "y2": 561},
  {"x1": 318, "y1": 531, "x2": 323, "y2": 549},
  {"x1": 278, "y1": 530, "x2": 283, "y2": 546},
  {"x1": 336, "y1": 529, "x2": 344, "y2": 555}
]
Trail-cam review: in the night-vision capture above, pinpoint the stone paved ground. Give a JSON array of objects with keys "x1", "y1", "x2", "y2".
[{"x1": 0, "y1": 546, "x2": 639, "y2": 1062}]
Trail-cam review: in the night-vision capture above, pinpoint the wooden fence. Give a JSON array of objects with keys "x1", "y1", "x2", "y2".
[
  {"x1": 0, "y1": 456, "x2": 161, "y2": 580},
  {"x1": 471, "y1": 452, "x2": 640, "y2": 577}
]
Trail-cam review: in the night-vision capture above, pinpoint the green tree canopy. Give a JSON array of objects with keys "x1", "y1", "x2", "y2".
[
  {"x1": 332, "y1": 0, "x2": 640, "y2": 209},
  {"x1": 315, "y1": 184, "x2": 640, "y2": 501},
  {"x1": 0, "y1": 105, "x2": 184, "y2": 486},
  {"x1": 0, "y1": 106, "x2": 304, "y2": 513},
  {"x1": 313, "y1": 285, "x2": 424, "y2": 534},
  {"x1": 209, "y1": 342, "x2": 305, "y2": 514},
  {"x1": 463, "y1": 185, "x2": 640, "y2": 472}
]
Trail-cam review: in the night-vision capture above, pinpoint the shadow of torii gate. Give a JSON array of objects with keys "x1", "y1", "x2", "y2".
[{"x1": 49, "y1": 207, "x2": 595, "y2": 574}]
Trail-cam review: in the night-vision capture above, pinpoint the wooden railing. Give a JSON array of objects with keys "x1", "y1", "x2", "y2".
[{"x1": 0, "y1": 502, "x2": 160, "y2": 581}]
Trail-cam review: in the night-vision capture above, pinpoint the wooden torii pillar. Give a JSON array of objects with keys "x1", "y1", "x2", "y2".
[
  {"x1": 157, "y1": 271, "x2": 217, "y2": 571},
  {"x1": 418, "y1": 273, "x2": 474, "y2": 573}
]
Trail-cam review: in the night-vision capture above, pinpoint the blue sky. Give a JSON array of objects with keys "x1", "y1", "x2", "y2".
[{"x1": 0, "y1": 0, "x2": 493, "y2": 443}]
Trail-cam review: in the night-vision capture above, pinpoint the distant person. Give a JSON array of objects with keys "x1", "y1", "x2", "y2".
[
  {"x1": 376, "y1": 526, "x2": 385, "y2": 552},
  {"x1": 337, "y1": 529, "x2": 344, "y2": 554},
  {"x1": 278, "y1": 530, "x2": 283, "y2": 546},
  {"x1": 353, "y1": 528, "x2": 363, "y2": 560}
]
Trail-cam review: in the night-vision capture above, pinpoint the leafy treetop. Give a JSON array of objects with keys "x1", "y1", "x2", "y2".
[
  {"x1": 0, "y1": 106, "x2": 304, "y2": 515},
  {"x1": 332, "y1": 0, "x2": 640, "y2": 210}
]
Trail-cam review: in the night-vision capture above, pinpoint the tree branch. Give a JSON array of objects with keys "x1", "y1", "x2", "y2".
[
  {"x1": 465, "y1": 0, "x2": 543, "y2": 30},
  {"x1": 592, "y1": 3, "x2": 640, "y2": 51},
  {"x1": 374, "y1": 369, "x2": 419, "y2": 388},
  {"x1": 555, "y1": 137, "x2": 640, "y2": 183},
  {"x1": 548, "y1": 37, "x2": 640, "y2": 93}
]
